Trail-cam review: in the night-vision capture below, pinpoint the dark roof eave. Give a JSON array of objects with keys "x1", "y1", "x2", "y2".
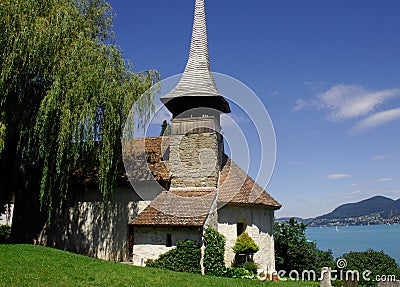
[
  {"x1": 218, "y1": 201, "x2": 282, "y2": 210},
  {"x1": 129, "y1": 222, "x2": 205, "y2": 227}
]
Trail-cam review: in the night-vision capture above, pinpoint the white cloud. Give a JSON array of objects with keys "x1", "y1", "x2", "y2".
[
  {"x1": 343, "y1": 196, "x2": 359, "y2": 199},
  {"x1": 270, "y1": 90, "x2": 279, "y2": 97},
  {"x1": 297, "y1": 84, "x2": 400, "y2": 134},
  {"x1": 350, "y1": 108, "x2": 400, "y2": 134},
  {"x1": 348, "y1": 190, "x2": 361, "y2": 194},
  {"x1": 327, "y1": 173, "x2": 352, "y2": 179},
  {"x1": 294, "y1": 98, "x2": 309, "y2": 111},
  {"x1": 349, "y1": 183, "x2": 360, "y2": 186},
  {"x1": 295, "y1": 84, "x2": 400, "y2": 121},
  {"x1": 377, "y1": 178, "x2": 395, "y2": 182},
  {"x1": 370, "y1": 155, "x2": 387, "y2": 161}
]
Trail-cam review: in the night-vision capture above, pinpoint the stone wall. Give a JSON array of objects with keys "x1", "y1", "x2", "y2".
[
  {"x1": 0, "y1": 203, "x2": 13, "y2": 225},
  {"x1": 169, "y1": 132, "x2": 220, "y2": 188},
  {"x1": 38, "y1": 187, "x2": 148, "y2": 262},
  {"x1": 203, "y1": 195, "x2": 218, "y2": 230},
  {"x1": 132, "y1": 226, "x2": 202, "y2": 266},
  {"x1": 217, "y1": 204, "x2": 275, "y2": 273}
]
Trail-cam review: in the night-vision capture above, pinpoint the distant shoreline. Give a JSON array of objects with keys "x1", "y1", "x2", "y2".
[
  {"x1": 277, "y1": 195, "x2": 400, "y2": 227},
  {"x1": 306, "y1": 224, "x2": 400, "y2": 264}
]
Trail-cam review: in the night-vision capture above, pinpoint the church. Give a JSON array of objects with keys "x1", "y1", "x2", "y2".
[
  {"x1": 126, "y1": 0, "x2": 281, "y2": 272},
  {"x1": 38, "y1": 0, "x2": 281, "y2": 274}
]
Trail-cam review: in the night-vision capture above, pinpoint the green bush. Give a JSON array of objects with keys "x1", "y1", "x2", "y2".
[
  {"x1": 331, "y1": 280, "x2": 342, "y2": 287},
  {"x1": 146, "y1": 240, "x2": 201, "y2": 273},
  {"x1": 224, "y1": 267, "x2": 255, "y2": 279},
  {"x1": 209, "y1": 267, "x2": 256, "y2": 279},
  {"x1": 204, "y1": 227, "x2": 226, "y2": 275},
  {"x1": 274, "y1": 218, "x2": 335, "y2": 272},
  {"x1": 232, "y1": 232, "x2": 259, "y2": 254},
  {"x1": 239, "y1": 261, "x2": 258, "y2": 275},
  {"x1": 341, "y1": 249, "x2": 400, "y2": 287},
  {"x1": 0, "y1": 225, "x2": 11, "y2": 243}
]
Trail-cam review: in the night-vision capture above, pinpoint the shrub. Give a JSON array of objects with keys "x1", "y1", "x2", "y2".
[
  {"x1": 332, "y1": 280, "x2": 342, "y2": 287},
  {"x1": 341, "y1": 249, "x2": 400, "y2": 287},
  {"x1": 240, "y1": 261, "x2": 258, "y2": 275},
  {"x1": 232, "y1": 232, "x2": 259, "y2": 254},
  {"x1": 144, "y1": 258, "x2": 154, "y2": 265},
  {"x1": 0, "y1": 225, "x2": 11, "y2": 243},
  {"x1": 204, "y1": 227, "x2": 226, "y2": 275},
  {"x1": 224, "y1": 267, "x2": 255, "y2": 279},
  {"x1": 146, "y1": 240, "x2": 201, "y2": 273},
  {"x1": 274, "y1": 218, "x2": 335, "y2": 272}
]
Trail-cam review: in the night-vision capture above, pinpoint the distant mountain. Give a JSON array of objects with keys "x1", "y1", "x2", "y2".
[
  {"x1": 309, "y1": 196, "x2": 400, "y2": 226},
  {"x1": 276, "y1": 196, "x2": 400, "y2": 226},
  {"x1": 320, "y1": 196, "x2": 400, "y2": 219}
]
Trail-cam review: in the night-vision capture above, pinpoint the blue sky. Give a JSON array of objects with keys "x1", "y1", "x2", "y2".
[{"x1": 109, "y1": 0, "x2": 400, "y2": 218}]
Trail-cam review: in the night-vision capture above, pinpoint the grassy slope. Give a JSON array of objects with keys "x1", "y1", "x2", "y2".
[{"x1": 0, "y1": 245, "x2": 318, "y2": 287}]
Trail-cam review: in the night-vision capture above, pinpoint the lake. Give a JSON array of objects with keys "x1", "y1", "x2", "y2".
[{"x1": 305, "y1": 224, "x2": 400, "y2": 263}]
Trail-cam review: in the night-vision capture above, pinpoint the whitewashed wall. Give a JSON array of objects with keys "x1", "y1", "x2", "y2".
[
  {"x1": 38, "y1": 187, "x2": 151, "y2": 261},
  {"x1": 217, "y1": 204, "x2": 276, "y2": 273},
  {"x1": 0, "y1": 204, "x2": 13, "y2": 226},
  {"x1": 132, "y1": 226, "x2": 202, "y2": 266}
]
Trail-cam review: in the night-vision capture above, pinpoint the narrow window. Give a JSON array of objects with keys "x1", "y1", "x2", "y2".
[
  {"x1": 237, "y1": 222, "x2": 245, "y2": 236},
  {"x1": 166, "y1": 234, "x2": 172, "y2": 247}
]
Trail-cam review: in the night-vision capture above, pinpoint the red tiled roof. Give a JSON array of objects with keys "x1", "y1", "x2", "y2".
[
  {"x1": 126, "y1": 136, "x2": 280, "y2": 228},
  {"x1": 123, "y1": 137, "x2": 171, "y2": 182},
  {"x1": 218, "y1": 155, "x2": 281, "y2": 209},
  {"x1": 130, "y1": 189, "x2": 216, "y2": 226}
]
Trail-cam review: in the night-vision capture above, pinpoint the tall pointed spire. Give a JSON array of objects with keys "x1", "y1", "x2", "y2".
[{"x1": 161, "y1": 0, "x2": 230, "y2": 118}]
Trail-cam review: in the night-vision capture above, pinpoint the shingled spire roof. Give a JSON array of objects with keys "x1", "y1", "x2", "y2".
[{"x1": 161, "y1": 0, "x2": 230, "y2": 117}]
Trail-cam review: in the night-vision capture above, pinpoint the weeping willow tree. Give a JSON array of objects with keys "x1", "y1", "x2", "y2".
[{"x1": 0, "y1": 0, "x2": 159, "y2": 240}]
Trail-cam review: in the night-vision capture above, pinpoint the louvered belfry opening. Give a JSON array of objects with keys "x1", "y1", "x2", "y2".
[{"x1": 160, "y1": 0, "x2": 231, "y2": 122}]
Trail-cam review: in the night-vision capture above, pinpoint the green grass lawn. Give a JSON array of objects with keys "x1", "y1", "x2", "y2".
[{"x1": 0, "y1": 244, "x2": 319, "y2": 287}]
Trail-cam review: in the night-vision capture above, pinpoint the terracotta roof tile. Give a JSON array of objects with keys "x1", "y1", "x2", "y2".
[
  {"x1": 123, "y1": 137, "x2": 171, "y2": 182},
  {"x1": 124, "y1": 136, "x2": 281, "y2": 215},
  {"x1": 218, "y1": 155, "x2": 281, "y2": 209},
  {"x1": 130, "y1": 189, "x2": 216, "y2": 227}
]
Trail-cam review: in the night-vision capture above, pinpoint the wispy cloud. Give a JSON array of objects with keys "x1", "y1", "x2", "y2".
[
  {"x1": 295, "y1": 84, "x2": 400, "y2": 121},
  {"x1": 370, "y1": 155, "x2": 387, "y2": 161},
  {"x1": 343, "y1": 196, "x2": 359, "y2": 200},
  {"x1": 296, "y1": 84, "x2": 400, "y2": 133},
  {"x1": 348, "y1": 190, "x2": 362, "y2": 194},
  {"x1": 270, "y1": 90, "x2": 279, "y2": 97},
  {"x1": 327, "y1": 173, "x2": 352, "y2": 179},
  {"x1": 377, "y1": 178, "x2": 395, "y2": 182},
  {"x1": 349, "y1": 183, "x2": 360, "y2": 186},
  {"x1": 350, "y1": 108, "x2": 400, "y2": 134}
]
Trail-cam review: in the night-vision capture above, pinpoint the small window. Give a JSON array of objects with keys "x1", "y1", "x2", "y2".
[
  {"x1": 166, "y1": 234, "x2": 172, "y2": 247},
  {"x1": 237, "y1": 222, "x2": 245, "y2": 236},
  {"x1": 162, "y1": 146, "x2": 170, "y2": 161}
]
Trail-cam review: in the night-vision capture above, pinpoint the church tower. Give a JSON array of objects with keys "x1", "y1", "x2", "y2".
[{"x1": 161, "y1": 0, "x2": 231, "y2": 189}]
